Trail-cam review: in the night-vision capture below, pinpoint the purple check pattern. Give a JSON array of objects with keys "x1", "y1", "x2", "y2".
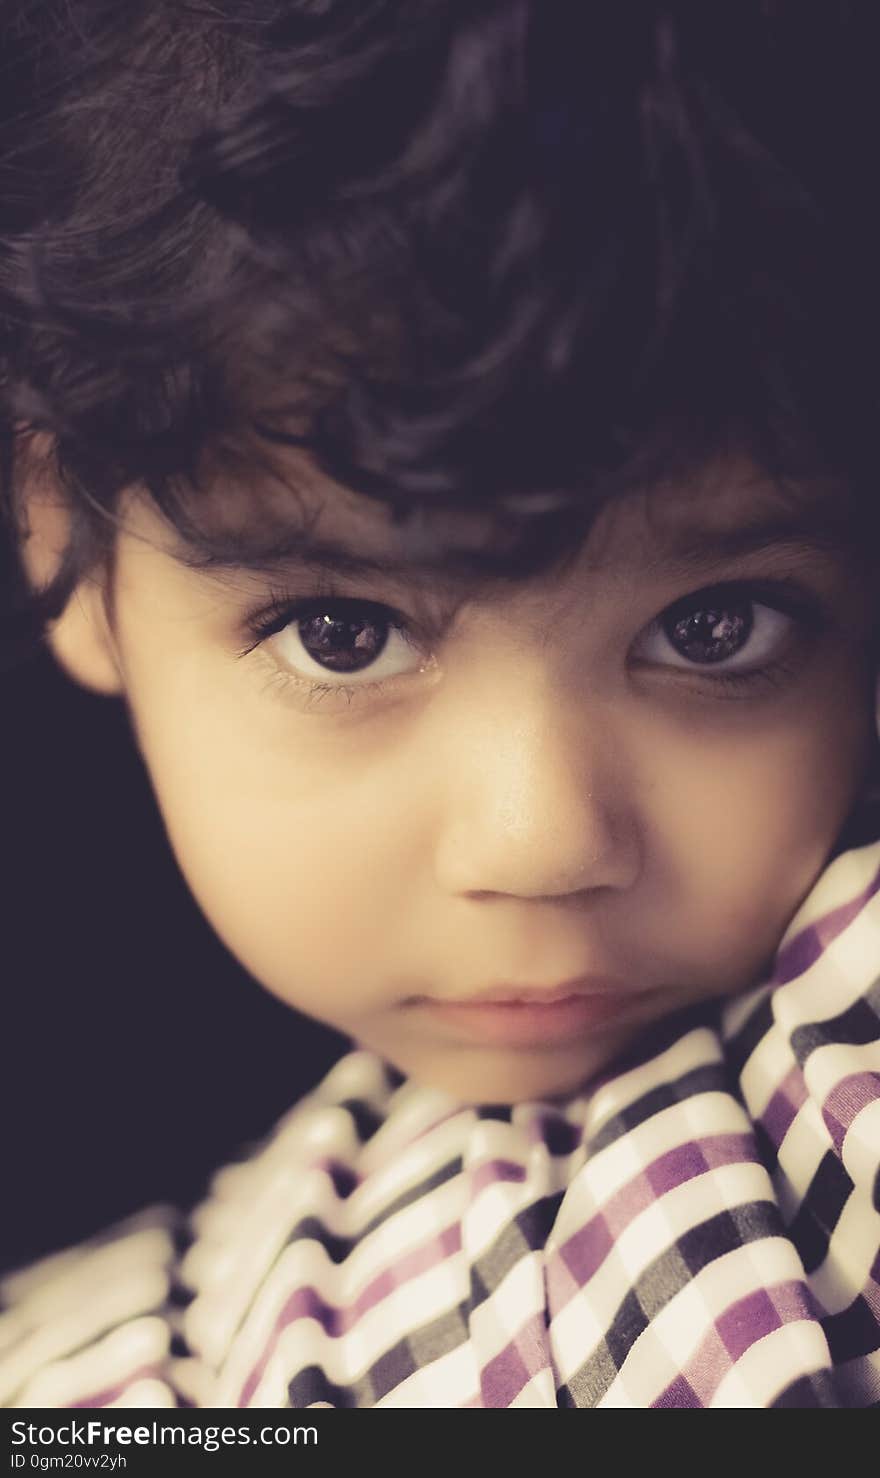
[{"x1": 3, "y1": 841, "x2": 880, "y2": 1408}]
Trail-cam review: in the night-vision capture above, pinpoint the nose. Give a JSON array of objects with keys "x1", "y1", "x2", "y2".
[{"x1": 432, "y1": 670, "x2": 641, "y2": 901}]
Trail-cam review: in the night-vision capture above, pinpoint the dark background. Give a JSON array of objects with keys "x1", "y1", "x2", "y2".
[{"x1": 1, "y1": 643, "x2": 346, "y2": 1276}]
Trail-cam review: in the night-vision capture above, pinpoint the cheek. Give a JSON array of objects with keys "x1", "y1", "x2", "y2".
[
  {"x1": 649, "y1": 690, "x2": 873, "y2": 970},
  {"x1": 129, "y1": 682, "x2": 426, "y2": 1013}
]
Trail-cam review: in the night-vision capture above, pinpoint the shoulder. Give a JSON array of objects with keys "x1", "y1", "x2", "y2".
[
  {"x1": 0, "y1": 1051, "x2": 410, "y2": 1410},
  {"x1": 723, "y1": 836, "x2": 880, "y2": 1169},
  {"x1": 0, "y1": 1206, "x2": 188, "y2": 1408},
  {"x1": 722, "y1": 837, "x2": 880, "y2": 1405}
]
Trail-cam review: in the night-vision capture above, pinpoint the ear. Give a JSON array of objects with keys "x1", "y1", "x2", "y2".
[{"x1": 18, "y1": 443, "x2": 124, "y2": 697}]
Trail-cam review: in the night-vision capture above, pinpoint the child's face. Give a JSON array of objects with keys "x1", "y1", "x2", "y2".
[{"x1": 39, "y1": 454, "x2": 878, "y2": 1102}]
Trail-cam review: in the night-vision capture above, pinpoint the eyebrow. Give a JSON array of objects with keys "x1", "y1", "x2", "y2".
[
  {"x1": 171, "y1": 526, "x2": 523, "y2": 587},
  {"x1": 170, "y1": 499, "x2": 860, "y2": 587},
  {"x1": 649, "y1": 504, "x2": 860, "y2": 574}
]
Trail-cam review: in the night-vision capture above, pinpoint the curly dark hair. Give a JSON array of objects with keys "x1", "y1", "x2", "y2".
[{"x1": 2, "y1": 0, "x2": 880, "y2": 658}]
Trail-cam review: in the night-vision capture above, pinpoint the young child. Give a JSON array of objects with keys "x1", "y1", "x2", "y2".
[{"x1": 1, "y1": 0, "x2": 879, "y2": 1408}]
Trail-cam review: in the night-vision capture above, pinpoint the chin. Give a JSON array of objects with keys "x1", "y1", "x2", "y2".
[{"x1": 384, "y1": 1040, "x2": 623, "y2": 1106}]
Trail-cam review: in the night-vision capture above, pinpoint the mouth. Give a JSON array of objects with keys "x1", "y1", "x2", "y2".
[{"x1": 411, "y1": 978, "x2": 656, "y2": 1048}]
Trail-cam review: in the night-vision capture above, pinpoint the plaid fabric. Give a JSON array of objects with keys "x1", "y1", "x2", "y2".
[{"x1": 3, "y1": 838, "x2": 879, "y2": 1409}]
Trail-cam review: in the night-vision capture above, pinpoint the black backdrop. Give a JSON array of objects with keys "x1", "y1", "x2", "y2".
[{"x1": 1, "y1": 645, "x2": 346, "y2": 1275}]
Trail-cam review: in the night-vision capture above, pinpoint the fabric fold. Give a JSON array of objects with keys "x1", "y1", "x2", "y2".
[{"x1": 3, "y1": 840, "x2": 879, "y2": 1408}]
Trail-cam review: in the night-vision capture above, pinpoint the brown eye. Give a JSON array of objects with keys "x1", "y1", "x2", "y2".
[
  {"x1": 298, "y1": 608, "x2": 390, "y2": 673},
  {"x1": 634, "y1": 582, "x2": 802, "y2": 680},
  {"x1": 263, "y1": 597, "x2": 430, "y2": 692},
  {"x1": 662, "y1": 595, "x2": 753, "y2": 665}
]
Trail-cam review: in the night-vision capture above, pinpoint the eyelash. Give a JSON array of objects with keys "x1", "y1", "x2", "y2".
[
  {"x1": 235, "y1": 578, "x2": 826, "y2": 710},
  {"x1": 642, "y1": 577, "x2": 826, "y2": 698},
  {"x1": 237, "y1": 589, "x2": 426, "y2": 710}
]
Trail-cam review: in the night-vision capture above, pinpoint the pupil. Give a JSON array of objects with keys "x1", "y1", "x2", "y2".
[
  {"x1": 663, "y1": 598, "x2": 752, "y2": 663},
  {"x1": 299, "y1": 610, "x2": 388, "y2": 672}
]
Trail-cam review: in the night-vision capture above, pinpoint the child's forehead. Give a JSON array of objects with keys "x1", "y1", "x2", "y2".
[{"x1": 143, "y1": 449, "x2": 860, "y2": 591}]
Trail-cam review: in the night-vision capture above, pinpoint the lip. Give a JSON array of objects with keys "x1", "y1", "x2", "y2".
[
  {"x1": 416, "y1": 978, "x2": 654, "y2": 1048},
  {"x1": 452, "y1": 977, "x2": 626, "y2": 1006}
]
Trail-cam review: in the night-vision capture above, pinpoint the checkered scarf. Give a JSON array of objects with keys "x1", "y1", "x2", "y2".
[{"x1": 3, "y1": 838, "x2": 880, "y2": 1408}]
